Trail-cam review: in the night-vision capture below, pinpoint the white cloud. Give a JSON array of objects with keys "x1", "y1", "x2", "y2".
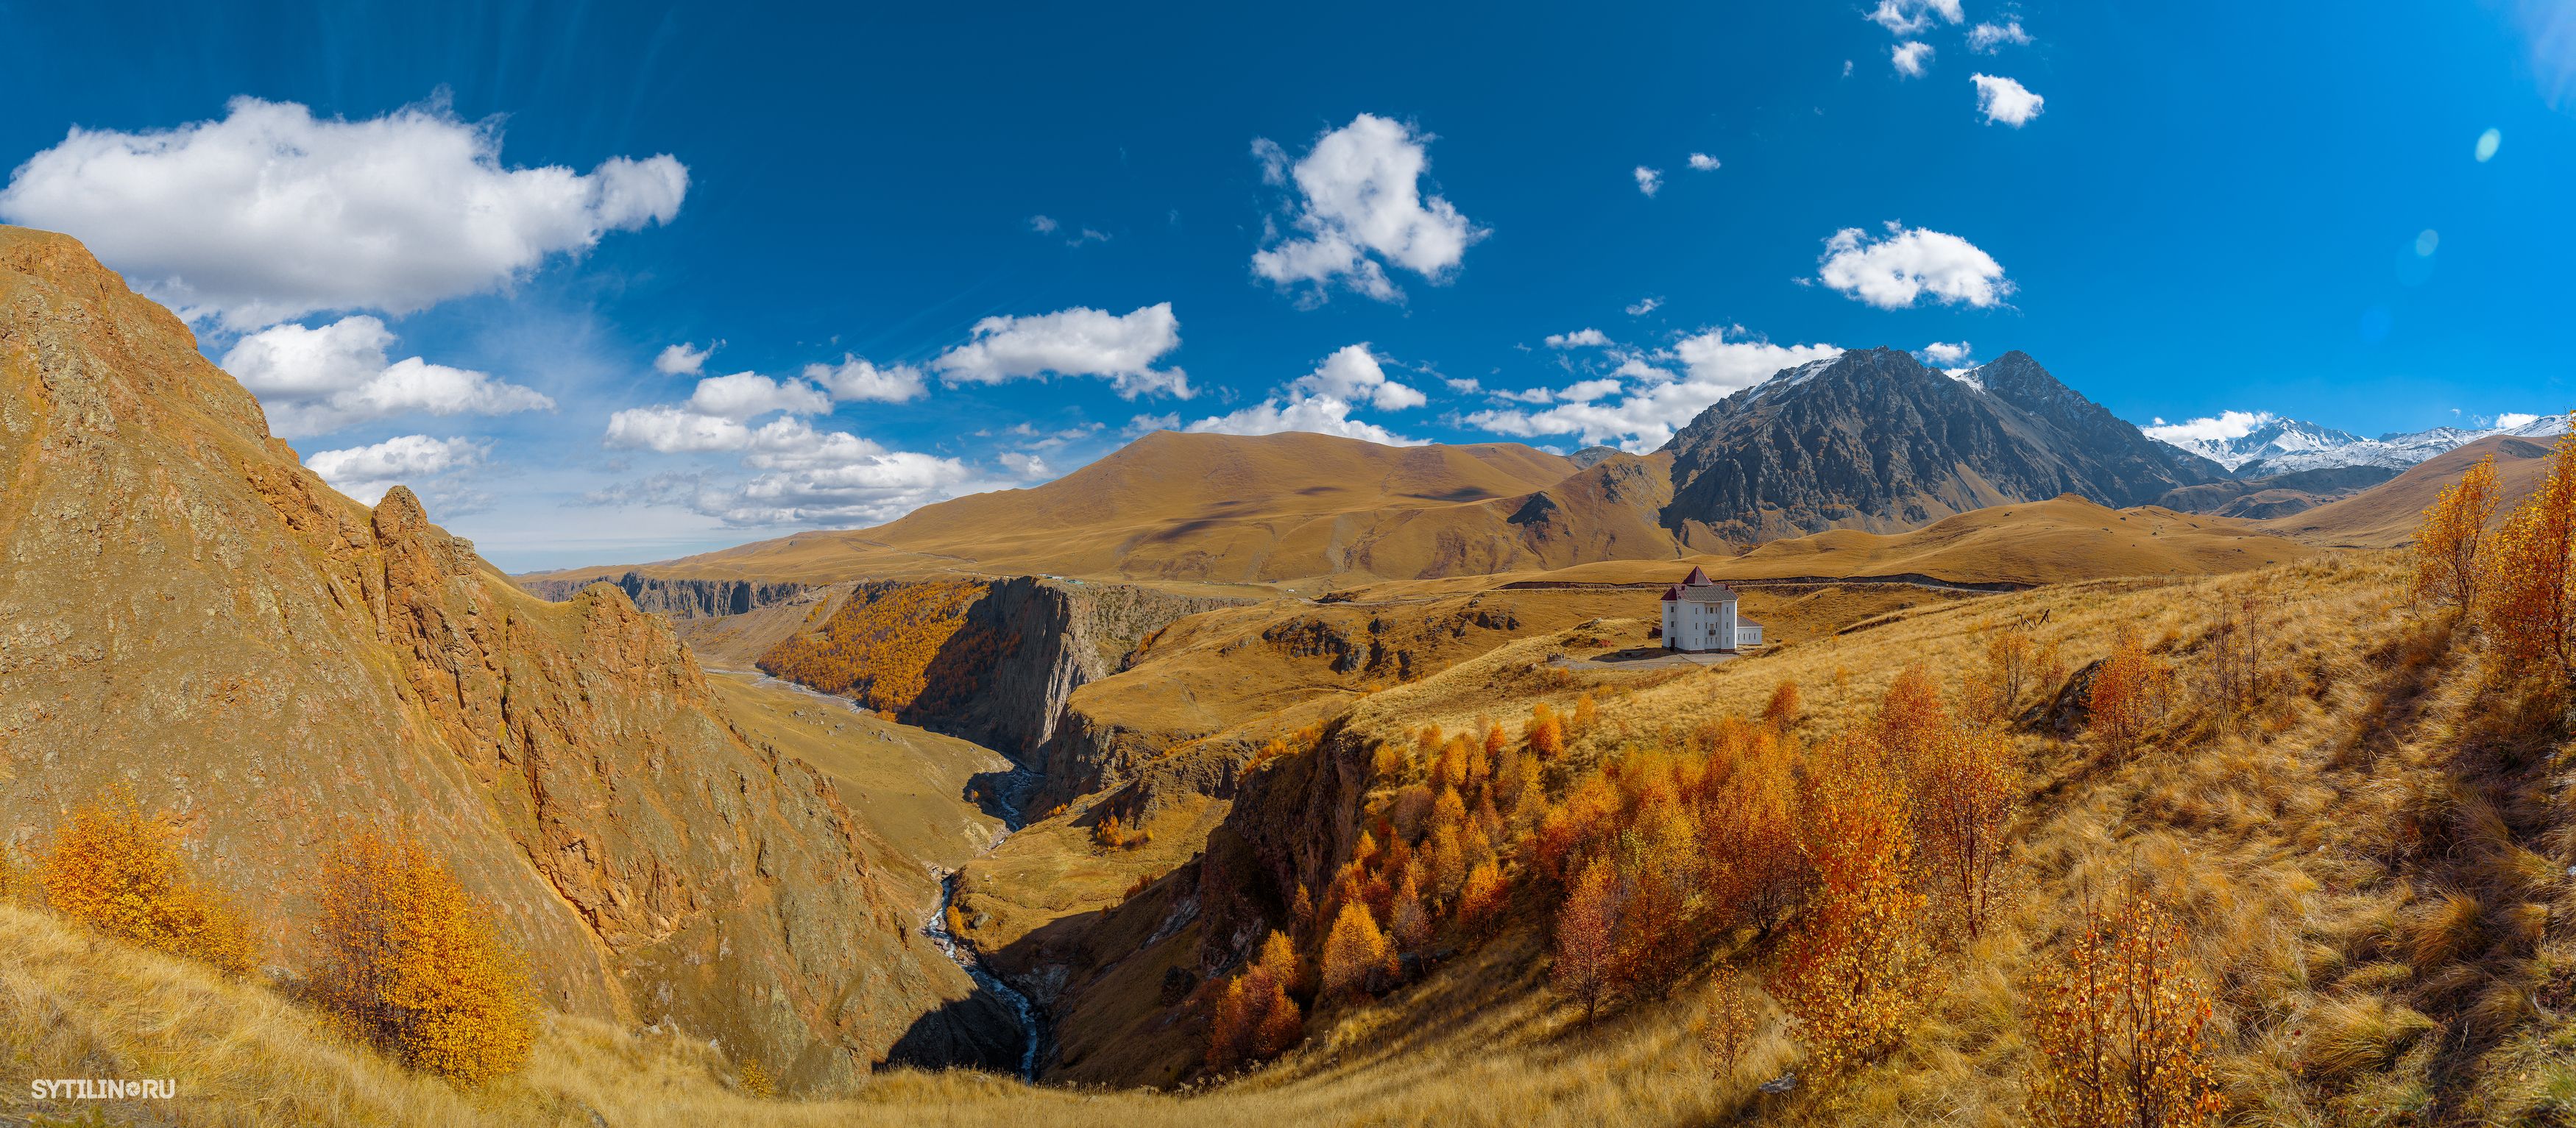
[
  {"x1": 1468, "y1": 327, "x2": 1841, "y2": 450},
  {"x1": 1968, "y1": 21, "x2": 2033, "y2": 52},
  {"x1": 1292, "y1": 344, "x2": 1425, "y2": 411},
  {"x1": 220, "y1": 315, "x2": 553, "y2": 436},
  {"x1": 1066, "y1": 227, "x2": 1110, "y2": 246},
  {"x1": 305, "y1": 434, "x2": 487, "y2": 504},
  {"x1": 2142, "y1": 410, "x2": 2276, "y2": 444},
  {"x1": 603, "y1": 405, "x2": 752, "y2": 453},
  {"x1": 1557, "y1": 377, "x2": 1625, "y2": 403},
  {"x1": 2497, "y1": 411, "x2": 2541, "y2": 429},
  {"x1": 654, "y1": 342, "x2": 712, "y2": 376},
  {"x1": 1028, "y1": 214, "x2": 1059, "y2": 233},
  {"x1": 1634, "y1": 166, "x2": 1664, "y2": 196},
  {"x1": 1184, "y1": 395, "x2": 1418, "y2": 446},
  {"x1": 1970, "y1": 74, "x2": 2046, "y2": 126},
  {"x1": 1918, "y1": 341, "x2": 1974, "y2": 366},
  {"x1": 1624, "y1": 297, "x2": 1663, "y2": 316},
  {"x1": 804, "y1": 355, "x2": 928, "y2": 403},
  {"x1": 933, "y1": 302, "x2": 1190, "y2": 399},
  {"x1": 1892, "y1": 41, "x2": 1936, "y2": 77},
  {"x1": 685, "y1": 372, "x2": 831, "y2": 419},
  {"x1": 0, "y1": 96, "x2": 685, "y2": 330},
  {"x1": 1816, "y1": 223, "x2": 2013, "y2": 309},
  {"x1": 1125, "y1": 412, "x2": 1181, "y2": 436},
  {"x1": 1866, "y1": 0, "x2": 1962, "y2": 35},
  {"x1": 1181, "y1": 344, "x2": 1423, "y2": 444},
  {"x1": 997, "y1": 451, "x2": 1050, "y2": 478},
  {"x1": 1444, "y1": 377, "x2": 1484, "y2": 394},
  {"x1": 1687, "y1": 153, "x2": 1722, "y2": 171},
  {"x1": 1249, "y1": 113, "x2": 1486, "y2": 303},
  {"x1": 1546, "y1": 327, "x2": 1613, "y2": 349}
]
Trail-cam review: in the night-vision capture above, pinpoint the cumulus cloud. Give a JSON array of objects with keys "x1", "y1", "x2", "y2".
[
  {"x1": 1866, "y1": 0, "x2": 1962, "y2": 35},
  {"x1": 685, "y1": 372, "x2": 831, "y2": 419},
  {"x1": 654, "y1": 342, "x2": 712, "y2": 376},
  {"x1": 1181, "y1": 344, "x2": 1424, "y2": 445},
  {"x1": 2142, "y1": 410, "x2": 2276, "y2": 444},
  {"x1": 804, "y1": 355, "x2": 928, "y2": 403},
  {"x1": 1624, "y1": 297, "x2": 1664, "y2": 316},
  {"x1": 1968, "y1": 20, "x2": 2033, "y2": 52},
  {"x1": 1292, "y1": 344, "x2": 1426, "y2": 411},
  {"x1": 1892, "y1": 41, "x2": 1936, "y2": 77},
  {"x1": 1027, "y1": 214, "x2": 1059, "y2": 233},
  {"x1": 933, "y1": 302, "x2": 1189, "y2": 399},
  {"x1": 1468, "y1": 327, "x2": 1841, "y2": 450},
  {"x1": 1249, "y1": 113, "x2": 1486, "y2": 303},
  {"x1": 997, "y1": 451, "x2": 1050, "y2": 478},
  {"x1": 304, "y1": 434, "x2": 488, "y2": 504},
  {"x1": 0, "y1": 96, "x2": 686, "y2": 330},
  {"x1": 1816, "y1": 223, "x2": 2013, "y2": 309},
  {"x1": 1634, "y1": 166, "x2": 1663, "y2": 196},
  {"x1": 2497, "y1": 411, "x2": 2541, "y2": 429},
  {"x1": 1546, "y1": 327, "x2": 1613, "y2": 349},
  {"x1": 603, "y1": 405, "x2": 754, "y2": 453},
  {"x1": 1687, "y1": 153, "x2": 1722, "y2": 171},
  {"x1": 1971, "y1": 74, "x2": 2046, "y2": 126},
  {"x1": 595, "y1": 411, "x2": 986, "y2": 526},
  {"x1": 1918, "y1": 341, "x2": 1974, "y2": 366},
  {"x1": 220, "y1": 315, "x2": 553, "y2": 436}
]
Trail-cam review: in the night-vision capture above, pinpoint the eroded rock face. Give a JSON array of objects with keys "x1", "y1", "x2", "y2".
[
  {"x1": 0, "y1": 225, "x2": 987, "y2": 1092},
  {"x1": 520, "y1": 572, "x2": 819, "y2": 619}
]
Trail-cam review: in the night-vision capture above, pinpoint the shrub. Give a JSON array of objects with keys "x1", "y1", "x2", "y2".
[
  {"x1": 1553, "y1": 859, "x2": 1623, "y2": 1021},
  {"x1": 1527, "y1": 704, "x2": 1565, "y2": 759},
  {"x1": 2025, "y1": 885, "x2": 2221, "y2": 1128},
  {"x1": 309, "y1": 830, "x2": 536, "y2": 1083},
  {"x1": 39, "y1": 792, "x2": 255, "y2": 976},
  {"x1": 1913, "y1": 723, "x2": 2018, "y2": 941},
  {"x1": 2089, "y1": 628, "x2": 2157, "y2": 761},
  {"x1": 2482, "y1": 432, "x2": 2576, "y2": 679},
  {"x1": 1761, "y1": 680, "x2": 1802, "y2": 728},
  {"x1": 737, "y1": 1058, "x2": 775, "y2": 1098},
  {"x1": 1699, "y1": 965, "x2": 1758, "y2": 1081}
]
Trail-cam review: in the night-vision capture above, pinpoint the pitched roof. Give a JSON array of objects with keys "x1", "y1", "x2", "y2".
[
  {"x1": 1682, "y1": 565, "x2": 1713, "y2": 586},
  {"x1": 1736, "y1": 616, "x2": 1764, "y2": 627},
  {"x1": 1659, "y1": 584, "x2": 1681, "y2": 602}
]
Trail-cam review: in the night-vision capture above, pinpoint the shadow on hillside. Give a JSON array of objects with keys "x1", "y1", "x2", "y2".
[{"x1": 885, "y1": 990, "x2": 1025, "y2": 1074}]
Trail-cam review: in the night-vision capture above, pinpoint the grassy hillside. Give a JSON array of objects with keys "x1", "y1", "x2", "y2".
[{"x1": 2262, "y1": 434, "x2": 2556, "y2": 548}]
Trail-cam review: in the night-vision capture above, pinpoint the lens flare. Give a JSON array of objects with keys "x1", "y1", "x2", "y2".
[{"x1": 2477, "y1": 127, "x2": 2502, "y2": 161}]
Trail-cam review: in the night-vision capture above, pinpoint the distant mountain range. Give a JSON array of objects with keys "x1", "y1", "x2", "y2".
[{"x1": 2149, "y1": 413, "x2": 2569, "y2": 478}]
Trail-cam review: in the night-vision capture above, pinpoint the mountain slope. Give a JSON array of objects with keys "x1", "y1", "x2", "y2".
[
  {"x1": 0, "y1": 225, "x2": 997, "y2": 1089},
  {"x1": 2259, "y1": 433, "x2": 2560, "y2": 547},
  {"x1": 1657, "y1": 348, "x2": 2228, "y2": 545}
]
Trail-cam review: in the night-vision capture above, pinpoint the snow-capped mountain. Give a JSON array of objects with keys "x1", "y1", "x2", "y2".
[{"x1": 2146, "y1": 413, "x2": 2572, "y2": 479}]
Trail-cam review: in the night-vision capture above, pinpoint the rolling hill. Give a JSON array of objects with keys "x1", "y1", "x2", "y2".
[{"x1": 2259, "y1": 433, "x2": 2558, "y2": 547}]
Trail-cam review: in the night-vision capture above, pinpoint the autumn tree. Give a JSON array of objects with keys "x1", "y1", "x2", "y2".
[
  {"x1": 1553, "y1": 859, "x2": 1624, "y2": 1021},
  {"x1": 39, "y1": 791, "x2": 255, "y2": 975},
  {"x1": 2482, "y1": 432, "x2": 2576, "y2": 678},
  {"x1": 1389, "y1": 870, "x2": 1433, "y2": 954},
  {"x1": 1878, "y1": 664, "x2": 1950, "y2": 770},
  {"x1": 2089, "y1": 628, "x2": 2157, "y2": 761},
  {"x1": 1971, "y1": 622, "x2": 2041, "y2": 725},
  {"x1": 1704, "y1": 732, "x2": 1808, "y2": 936},
  {"x1": 1769, "y1": 734, "x2": 1932, "y2": 1075},
  {"x1": 2410, "y1": 451, "x2": 2498, "y2": 613},
  {"x1": 1699, "y1": 965, "x2": 1758, "y2": 1082},
  {"x1": 1528, "y1": 703, "x2": 1565, "y2": 759},
  {"x1": 2025, "y1": 886, "x2": 2221, "y2": 1128},
  {"x1": 1762, "y1": 680, "x2": 1803, "y2": 729},
  {"x1": 1456, "y1": 860, "x2": 1507, "y2": 937},
  {"x1": 1913, "y1": 723, "x2": 2018, "y2": 941},
  {"x1": 309, "y1": 830, "x2": 537, "y2": 1083},
  {"x1": 1321, "y1": 902, "x2": 1394, "y2": 998}
]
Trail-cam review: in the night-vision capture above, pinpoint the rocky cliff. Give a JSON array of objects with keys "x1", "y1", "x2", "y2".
[
  {"x1": 520, "y1": 570, "x2": 819, "y2": 619},
  {"x1": 0, "y1": 225, "x2": 995, "y2": 1091}
]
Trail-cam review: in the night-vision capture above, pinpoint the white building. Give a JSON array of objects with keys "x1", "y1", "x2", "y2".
[{"x1": 1659, "y1": 567, "x2": 1763, "y2": 653}]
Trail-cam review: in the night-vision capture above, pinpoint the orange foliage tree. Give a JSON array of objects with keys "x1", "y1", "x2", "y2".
[
  {"x1": 1553, "y1": 859, "x2": 1623, "y2": 1021},
  {"x1": 1970, "y1": 621, "x2": 2043, "y2": 725},
  {"x1": 756, "y1": 581, "x2": 1010, "y2": 714},
  {"x1": 1705, "y1": 734, "x2": 1808, "y2": 936},
  {"x1": 1205, "y1": 934, "x2": 1306, "y2": 1072},
  {"x1": 2412, "y1": 453, "x2": 2499, "y2": 613},
  {"x1": 1320, "y1": 902, "x2": 1393, "y2": 999},
  {"x1": 1455, "y1": 860, "x2": 1507, "y2": 937},
  {"x1": 1769, "y1": 734, "x2": 1932, "y2": 1075},
  {"x1": 308, "y1": 830, "x2": 537, "y2": 1083},
  {"x1": 2025, "y1": 886, "x2": 2221, "y2": 1128},
  {"x1": 1878, "y1": 665, "x2": 1950, "y2": 768},
  {"x1": 1527, "y1": 703, "x2": 1565, "y2": 759},
  {"x1": 2088, "y1": 628, "x2": 2157, "y2": 761},
  {"x1": 1912, "y1": 723, "x2": 2018, "y2": 941},
  {"x1": 39, "y1": 792, "x2": 255, "y2": 975},
  {"x1": 1699, "y1": 965, "x2": 1758, "y2": 1080},
  {"x1": 1762, "y1": 679, "x2": 1803, "y2": 728},
  {"x1": 2482, "y1": 432, "x2": 2576, "y2": 678}
]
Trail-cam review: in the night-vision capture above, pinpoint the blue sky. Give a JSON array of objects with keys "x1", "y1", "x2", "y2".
[{"x1": 4, "y1": 1, "x2": 2572, "y2": 571}]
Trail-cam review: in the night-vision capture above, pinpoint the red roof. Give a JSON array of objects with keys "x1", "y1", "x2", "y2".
[
  {"x1": 1682, "y1": 565, "x2": 1713, "y2": 586},
  {"x1": 1659, "y1": 584, "x2": 1681, "y2": 601}
]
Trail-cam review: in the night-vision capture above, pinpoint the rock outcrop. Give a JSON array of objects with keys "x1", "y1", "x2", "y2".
[
  {"x1": 0, "y1": 225, "x2": 991, "y2": 1092},
  {"x1": 520, "y1": 570, "x2": 819, "y2": 619}
]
